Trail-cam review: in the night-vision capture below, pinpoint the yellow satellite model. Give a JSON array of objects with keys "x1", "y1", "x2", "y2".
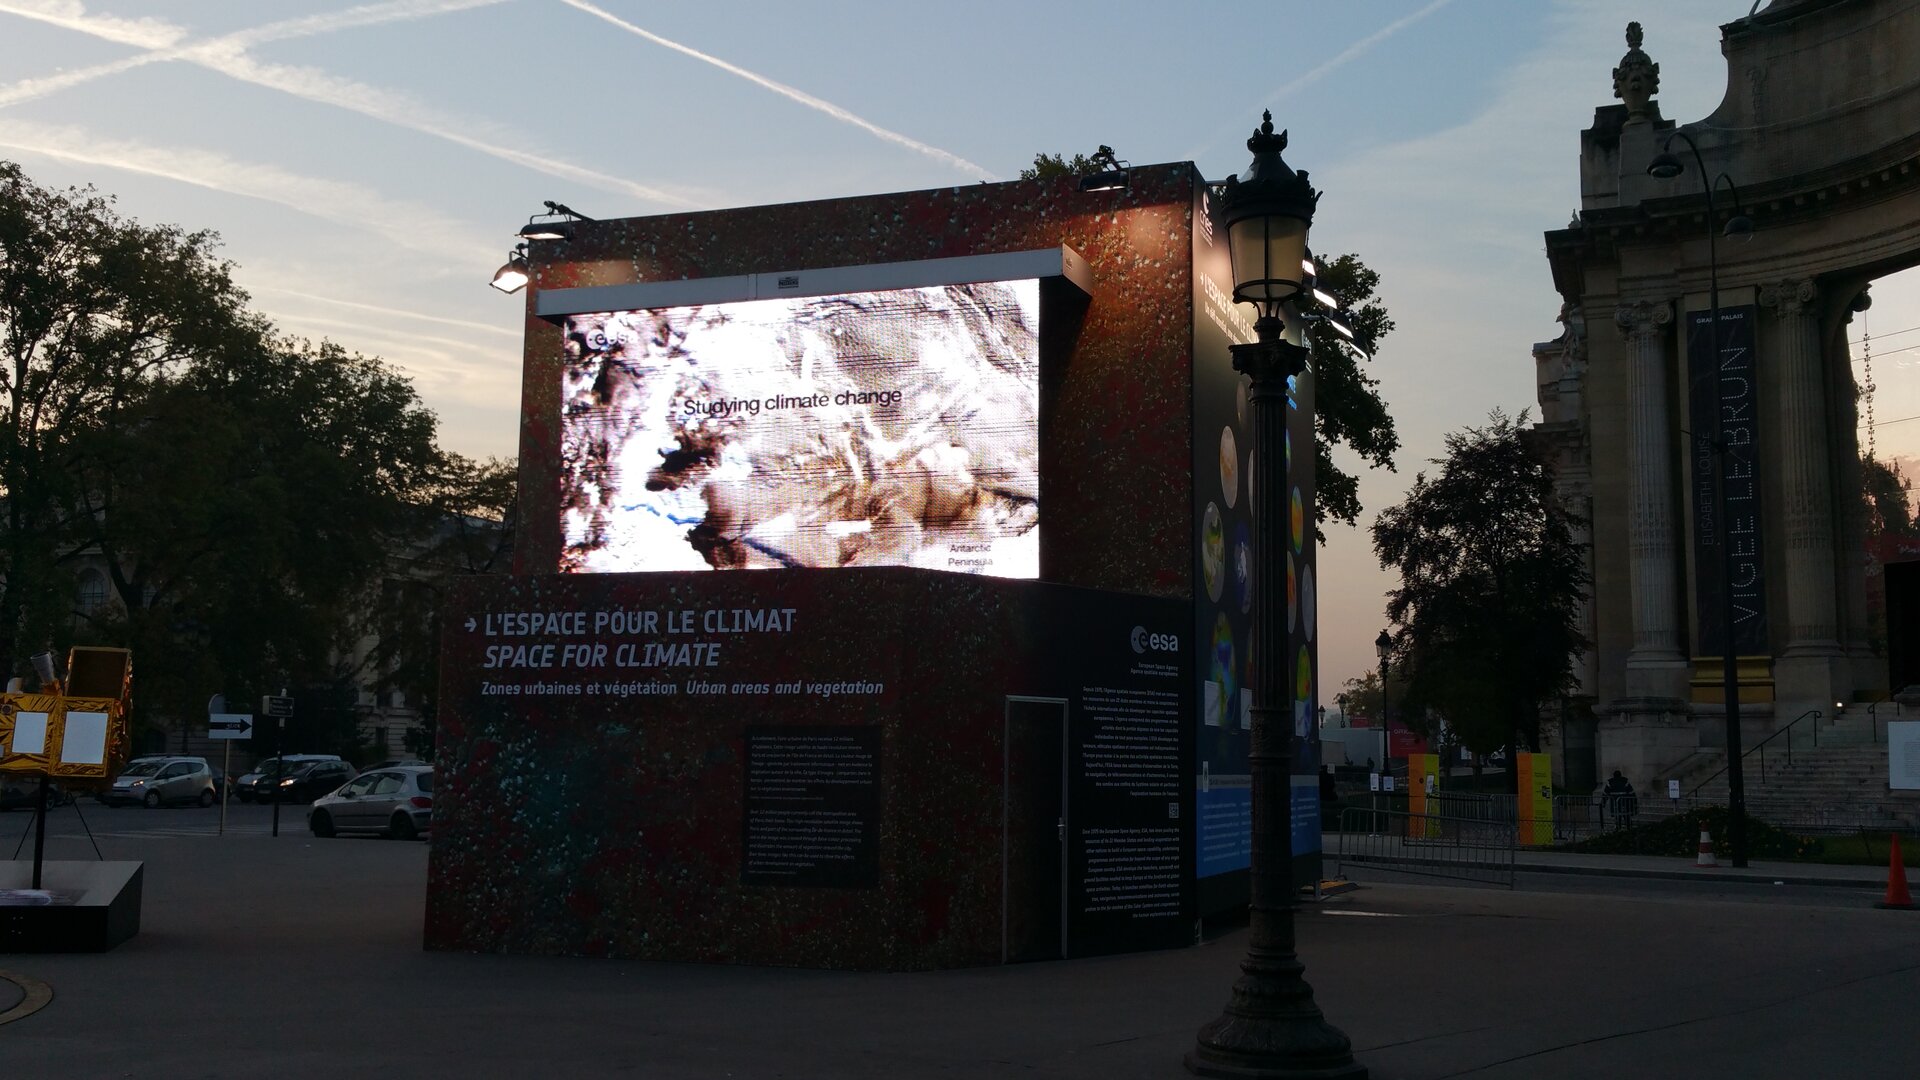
[{"x1": 0, "y1": 646, "x2": 133, "y2": 789}]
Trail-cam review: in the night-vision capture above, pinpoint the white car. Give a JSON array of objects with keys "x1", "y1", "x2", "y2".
[{"x1": 308, "y1": 765, "x2": 433, "y2": 840}]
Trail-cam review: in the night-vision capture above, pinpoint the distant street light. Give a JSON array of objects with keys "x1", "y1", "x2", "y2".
[
  {"x1": 1375, "y1": 629, "x2": 1392, "y2": 771},
  {"x1": 1187, "y1": 111, "x2": 1366, "y2": 1080},
  {"x1": 1647, "y1": 130, "x2": 1755, "y2": 867}
]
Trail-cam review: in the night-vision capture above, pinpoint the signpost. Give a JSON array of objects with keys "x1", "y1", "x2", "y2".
[
  {"x1": 268, "y1": 690, "x2": 291, "y2": 838},
  {"x1": 207, "y1": 694, "x2": 252, "y2": 836}
]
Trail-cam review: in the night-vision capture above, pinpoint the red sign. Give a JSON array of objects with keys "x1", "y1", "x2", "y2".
[{"x1": 1387, "y1": 723, "x2": 1429, "y2": 759}]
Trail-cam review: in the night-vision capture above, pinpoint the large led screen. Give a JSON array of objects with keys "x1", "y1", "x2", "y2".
[{"x1": 559, "y1": 281, "x2": 1041, "y2": 577}]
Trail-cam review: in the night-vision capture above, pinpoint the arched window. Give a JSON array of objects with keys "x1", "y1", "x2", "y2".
[{"x1": 75, "y1": 570, "x2": 108, "y2": 614}]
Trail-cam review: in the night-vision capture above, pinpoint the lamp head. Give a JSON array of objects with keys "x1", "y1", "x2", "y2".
[
  {"x1": 1219, "y1": 111, "x2": 1319, "y2": 325},
  {"x1": 490, "y1": 245, "x2": 530, "y2": 295},
  {"x1": 1646, "y1": 151, "x2": 1684, "y2": 180},
  {"x1": 1374, "y1": 629, "x2": 1392, "y2": 660},
  {"x1": 29, "y1": 650, "x2": 56, "y2": 686},
  {"x1": 1723, "y1": 214, "x2": 1755, "y2": 241}
]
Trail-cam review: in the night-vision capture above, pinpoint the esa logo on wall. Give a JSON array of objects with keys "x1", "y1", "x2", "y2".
[{"x1": 1132, "y1": 626, "x2": 1180, "y2": 655}]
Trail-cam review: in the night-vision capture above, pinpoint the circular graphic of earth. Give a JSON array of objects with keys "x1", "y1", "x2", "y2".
[
  {"x1": 1286, "y1": 551, "x2": 1297, "y2": 634},
  {"x1": 1202, "y1": 503, "x2": 1226, "y2": 602},
  {"x1": 1233, "y1": 523, "x2": 1253, "y2": 614},
  {"x1": 1220, "y1": 426, "x2": 1240, "y2": 509},
  {"x1": 1236, "y1": 374, "x2": 1250, "y2": 425},
  {"x1": 1293, "y1": 646, "x2": 1314, "y2": 735},
  {"x1": 1289, "y1": 487, "x2": 1305, "y2": 554},
  {"x1": 1210, "y1": 613, "x2": 1237, "y2": 724}
]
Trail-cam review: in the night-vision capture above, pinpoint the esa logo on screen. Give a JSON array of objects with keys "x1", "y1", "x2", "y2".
[{"x1": 1131, "y1": 626, "x2": 1179, "y2": 654}]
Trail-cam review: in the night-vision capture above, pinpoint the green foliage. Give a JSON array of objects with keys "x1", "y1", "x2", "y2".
[
  {"x1": 1018, "y1": 146, "x2": 1120, "y2": 180},
  {"x1": 0, "y1": 158, "x2": 511, "y2": 746},
  {"x1": 1563, "y1": 806, "x2": 1825, "y2": 861},
  {"x1": 1372, "y1": 409, "x2": 1588, "y2": 758},
  {"x1": 1863, "y1": 455, "x2": 1915, "y2": 542},
  {"x1": 1309, "y1": 254, "x2": 1398, "y2": 534}
]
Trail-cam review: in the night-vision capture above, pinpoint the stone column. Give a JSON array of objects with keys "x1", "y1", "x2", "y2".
[
  {"x1": 1762, "y1": 278, "x2": 1841, "y2": 655},
  {"x1": 1616, "y1": 300, "x2": 1685, "y2": 681}
]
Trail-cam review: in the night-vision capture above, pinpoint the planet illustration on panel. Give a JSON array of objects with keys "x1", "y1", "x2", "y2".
[
  {"x1": 1202, "y1": 503, "x2": 1226, "y2": 602},
  {"x1": 1286, "y1": 552, "x2": 1296, "y2": 634},
  {"x1": 1293, "y1": 646, "x2": 1314, "y2": 735},
  {"x1": 1233, "y1": 523, "x2": 1253, "y2": 614},
  {"x1": 1220, "y1": 426, "x2": 1240, "y2": 509},
  {"x1": 1210, "y1": 613, "x2": 1237, "y2": 721},
  {"x1": 1289, "y1": 488, "x2": 1305, "y2": 554}
]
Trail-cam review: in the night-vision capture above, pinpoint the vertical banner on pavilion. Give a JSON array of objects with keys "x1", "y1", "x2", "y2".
[
  {"x1": 1192, "y1": 179, "x2": 1257, "y2": 885},
  {"x1": 1687, "y1": 304, "x2": 1769, "y2": 657},
  {"x1": 1190, "y1": 176, "x2": 1323, "y2": 896}
]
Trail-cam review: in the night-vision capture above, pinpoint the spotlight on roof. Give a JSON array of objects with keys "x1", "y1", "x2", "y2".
[
  {"x1": 489, "y1": 244, "x2": 530, "y2": 294},
  {"x1": 517, "y1": 200, "x2": 594, "y2": 241},
  {"x1": 1077, "y1": 145, "x2": 1130, "y2": 192}
]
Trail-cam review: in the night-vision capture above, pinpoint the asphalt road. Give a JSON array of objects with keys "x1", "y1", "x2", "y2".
[{"x1": 3, "y1": 815, "x2": 1917, "y2": 1079}]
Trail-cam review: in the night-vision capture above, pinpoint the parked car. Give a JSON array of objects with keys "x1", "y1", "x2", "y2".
[
  {"x1": 235, "y1": 755, "x2": 343, "y2": 802},
  {"x1": 0, "y1": 776, "x2": 73, "y2": 810},
  {"x1": 104, "y1": 757, "x2": 216, "y2": 808},
  {"x1": 365, "y1": 759, "x2": 427, "y2": 770},
  {"x1": 262, "y1": 759, "x2": 356, "y2": 804},
  {"x1": 310, "y1": 766, "x2": 433, "y2": 840}
]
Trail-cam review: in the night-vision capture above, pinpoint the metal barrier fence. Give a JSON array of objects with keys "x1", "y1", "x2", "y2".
[{"x1": 1333, "y1": 806, "x2": 1516, "y2": 889}]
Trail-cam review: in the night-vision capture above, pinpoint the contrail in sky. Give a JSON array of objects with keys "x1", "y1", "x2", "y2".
[
  {"x1": 557, "y1": 0, "x2": 993, "y2": 180},
  {"x1": 0, "y1": 0, "x2": 708, "y2": 209},
  {"x1": 1185, "y1": 0, "x2": 1458, "y2": 162},
  {"x1": 0, "y1": 117, "x2": 502, "y2": 267},
  {"x1": 0, "y1": 0, "x2": 510, "y2": 109}
]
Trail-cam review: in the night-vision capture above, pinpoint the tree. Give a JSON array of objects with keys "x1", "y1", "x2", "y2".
[
  {"x1": 1864, "y1": 455, "x2": 1916, "y2": 544},
  {"x1": 0, "y1": 160, "x2": 263, "y2": 684},
  {"x1": 1371, "y1": 410, "x2": 1589, "y2": 776},
  {"x1": 1019, "y1": 146, "x2": 1122, "y2": 180},
  {"x1": 2, "y1": 159, "x2": 505, "y2": 755},
  {"x1": 1017, "y1": 149, "x2": 1400, "y2": 530}
]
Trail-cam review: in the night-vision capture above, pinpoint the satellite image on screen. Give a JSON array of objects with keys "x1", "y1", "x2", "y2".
[{"x1": 559, "y1": 281, "x2": 1041, "y2": 576}]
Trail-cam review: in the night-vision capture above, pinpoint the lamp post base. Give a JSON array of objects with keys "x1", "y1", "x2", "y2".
[{"x1": 1187, "y1": 962, "x2": 1369, "y2": 1079}]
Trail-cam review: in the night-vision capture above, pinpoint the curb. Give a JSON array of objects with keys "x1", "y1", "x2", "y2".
[
  {"x1": 0, "y1": 970, "x2": 53, "y2": 1026},
  {"x1": 1510, "y1": 860, "x2": 1884, "y2": 889}
]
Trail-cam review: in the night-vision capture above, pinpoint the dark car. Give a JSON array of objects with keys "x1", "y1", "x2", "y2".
[
  {"x1": 0, "y1": 776, "x2": 73, "y2": 810},
  {"x1": 262, "y1": 760, "x2": 356, "y2": 804}
]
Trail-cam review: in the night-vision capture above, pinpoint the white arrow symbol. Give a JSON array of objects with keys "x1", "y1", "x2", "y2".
[{"x1": 465, "y1": 617, "x2": 477, "y2": 631}]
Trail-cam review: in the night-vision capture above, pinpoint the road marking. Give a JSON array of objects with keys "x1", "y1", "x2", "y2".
[
  {"x1": 0, "y1": 970, "x2": 54, "y2": 1026},
  {"x1": 1320, "y1": 910, "x2": 1409, "y2": 918}
]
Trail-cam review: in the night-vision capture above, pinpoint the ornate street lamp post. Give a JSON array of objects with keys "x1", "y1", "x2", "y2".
[
  {"x1": 1647, "y1": 132, "x2": 1755, "y2": 867},
  {"x1": 1188, "y1": 111, "x2": 1367, "y2": 1080}
]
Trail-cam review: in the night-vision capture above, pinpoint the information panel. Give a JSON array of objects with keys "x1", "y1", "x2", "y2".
[
  {"x1": 741, "y1": 726, "x2": 881, "y2": 888},
  {"x1": 559, "y1": 282, "x2": 1041, "y2": 578}
]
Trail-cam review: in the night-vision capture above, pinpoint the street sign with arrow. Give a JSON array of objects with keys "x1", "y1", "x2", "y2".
[{"x1": 207, "y1": 713, "x2": 254, "y2": 740}]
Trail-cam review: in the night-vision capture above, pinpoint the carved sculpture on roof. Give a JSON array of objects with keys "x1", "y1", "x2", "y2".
[{"x1": 1612, "y1": 21, "x2": 1661, "y2": 122}]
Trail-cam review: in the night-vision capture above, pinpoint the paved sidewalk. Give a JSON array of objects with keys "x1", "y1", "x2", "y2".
[
  {"x1": 3, "y1": 831, "x2": 1917, "y2": 1079},
  {"x1": 1325, "y1": 830, "x2": 1897, "y2": 889}
]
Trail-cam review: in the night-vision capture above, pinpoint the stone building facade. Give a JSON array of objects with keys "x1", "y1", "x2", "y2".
[{"x1": 1536, "y1": 0, "x2": 1920, "y2": 788}]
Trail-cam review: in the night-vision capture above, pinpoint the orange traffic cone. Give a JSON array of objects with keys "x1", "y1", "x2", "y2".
[
  {"x1": 1695, "y1": 823, "x2": 1717, "y2": 868},
  {"x1": 1876, "y1": 834, "x2": 1915, "y2": 910}
]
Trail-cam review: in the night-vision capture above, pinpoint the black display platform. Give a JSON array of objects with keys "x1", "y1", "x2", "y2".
[{"x1": 0, "y1": 861, "x2": 143, "y2": 952}]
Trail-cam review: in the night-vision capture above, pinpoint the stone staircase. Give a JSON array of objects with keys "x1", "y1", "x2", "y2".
[{"x1": 1680, "y1": 726, "x2": 1920, "y2": 831}]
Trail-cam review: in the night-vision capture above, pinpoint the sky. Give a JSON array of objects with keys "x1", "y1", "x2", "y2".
[{"x1": 2, "y1": 0, "x2": 1916, "y2": 704}]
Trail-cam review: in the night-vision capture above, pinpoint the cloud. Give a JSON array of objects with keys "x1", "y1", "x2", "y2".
[
  {"x1": 0, "y1": 0, "x2": 712, "y2": 209},
  {"x1": 248, "y1": 284, "x2": 523, "y2": 341},
  {"x1": 0, "y1": 116, "x2": 502, "y2": 267},
  {"x1": 558, "y1": 0, "x2": 992, "y2": 181},
  {"x1": 0, "y1": 0, "x2": 182, "y2": 48}
]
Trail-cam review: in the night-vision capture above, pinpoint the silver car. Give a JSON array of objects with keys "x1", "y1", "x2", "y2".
[
  {"x1": 106, "y1": 757, "x2": 215, "y2": 808},
  {"x1": 308, "y1": 766, "x2": 433, "y2": 840}
]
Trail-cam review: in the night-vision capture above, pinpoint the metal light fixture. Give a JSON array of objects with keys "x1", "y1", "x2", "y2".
[
  {"x1": 517, "y1": 200, "x2": 594, "y2": 242},
  {"x1": 1646, "y1": 128, "x2": 1752, "y2": 868},
  {"x1": 1078, "y1": 146, "x2": 1130, "y2": 192},
  {"x1": 1375, "y1": 630, "x2": 1392, "y2": 774},
  {"x1": 490, "y1": 244, "x2": 531, "y2": 294},
  {"x1": 1188, "y1": 112, "x2": 1366, "y2": 1080}
]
